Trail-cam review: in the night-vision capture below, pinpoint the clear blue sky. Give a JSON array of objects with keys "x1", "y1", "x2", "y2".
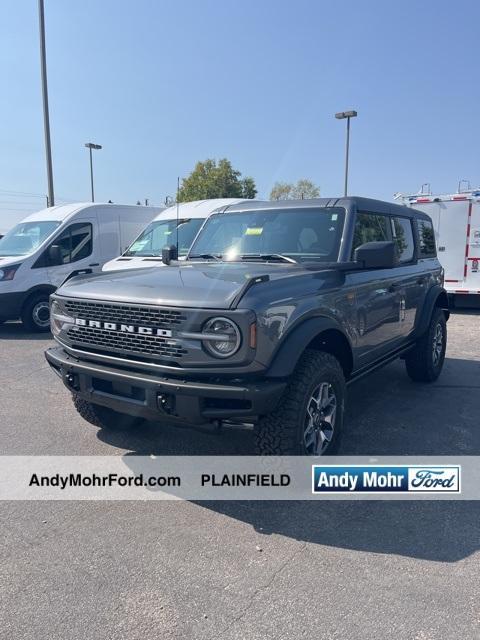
[{"x1": 1, "y1": 0, "x2": 479, "y2": 229}]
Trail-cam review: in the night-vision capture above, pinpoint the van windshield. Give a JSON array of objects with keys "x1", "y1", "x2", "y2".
[
  {"x1": 189, "y1": 207, "x2": 345, "y2": 262},
  {"x1": 124, "y1": 218, "x2": 204, "y2": 257},
  {"x1": 0, "y1": 221, "x2": 60, "y2": 257}
]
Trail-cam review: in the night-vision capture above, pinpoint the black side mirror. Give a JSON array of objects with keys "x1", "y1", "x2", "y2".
[
  {"x1": 48, "y1": 244, "x2": 63, "y2": 266},
  {"x1": 354, "y1": 241, "x2": 397, "y2": 269},
  {"x1": 162, "y1": 244, "x2": 178, "y2": 265}
]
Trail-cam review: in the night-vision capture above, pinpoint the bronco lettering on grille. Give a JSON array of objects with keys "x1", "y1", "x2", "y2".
[{"x1": 74, "y1": 318, "x2": 173, "y2": 337}]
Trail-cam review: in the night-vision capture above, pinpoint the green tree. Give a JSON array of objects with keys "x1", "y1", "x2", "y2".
[
  {"x1": 177, "y1": 158, "x2": 257, "y2": 202},
  {"x1": 270, "y1": 178, "x2": 320, "y2": 201}
]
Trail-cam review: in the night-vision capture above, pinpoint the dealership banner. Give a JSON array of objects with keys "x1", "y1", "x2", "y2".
[{"x1": 0, "y1": 456, "x2": 477, "y2": 500}]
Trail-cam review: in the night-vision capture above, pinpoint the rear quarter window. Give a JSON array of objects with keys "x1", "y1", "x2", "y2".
[
  {"x1": 391, "y1": 217, "x2": 414, "y2": 263},
  {"x1": 417, "y1": 219, "x2": 436, "y2": 258}
]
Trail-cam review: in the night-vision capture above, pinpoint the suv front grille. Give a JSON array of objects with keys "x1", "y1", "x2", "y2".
[
  {"x1": 63, "y1": 300, "x2": 188, "y2": 360},
  {"x1": 66, "y1": 325, "x2": 188, "y2": 359},
  {"x1": 64, "y1": 300, "x2": 186, "y2": 327}
]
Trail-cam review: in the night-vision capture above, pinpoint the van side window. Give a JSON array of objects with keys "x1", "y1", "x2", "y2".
[
  {"x1": 391, "y1": 217, "x2": 414, "y2": 263},
  {"x1": 351, "y1": 212, "x2": 390, "y2": 258},
  {"x1": 52, "y1": 223, "x2": 93, "y2": 264},
  {"x1": 417, "y1": 219, "x2": 436, "y2": 258}
]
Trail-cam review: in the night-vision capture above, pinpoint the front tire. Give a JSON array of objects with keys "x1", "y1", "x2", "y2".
[
  {"x1": 72, "y1": 395, "x2": 142, "y2": 431},
  {"x1": 405, "y1": 307, "x2": 447, "y2": 382},
  {"x1": 21, "y1": 293, "x2": 51, "y2": 332},
  {"x1": 254, "y1": 350, "x2": 345, "y2": 456}
]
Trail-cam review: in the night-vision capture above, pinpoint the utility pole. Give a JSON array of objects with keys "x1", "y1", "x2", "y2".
[{"x1": 38, "y1": 0, "x2": 55, "y2": 207}]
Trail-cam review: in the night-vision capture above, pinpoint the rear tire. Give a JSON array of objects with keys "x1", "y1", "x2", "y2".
[
  {"x1": 72, "y1": 394, "x2": 142, "y2": 431},
  {"x1": 405, "y1": 307, "x2": 447, "y2": 382},
  {"x1": 254, "y1": 350, "x2": 345, "y2": 456},
  {"x1": 21, "y1": 293, "x2": 51, "y2": 332}
]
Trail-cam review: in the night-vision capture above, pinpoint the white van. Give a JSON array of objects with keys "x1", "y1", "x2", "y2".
[
  {"x1": 0, "y1": 202, "x2": 163, "y2": 331},
  {"x1": 102, "y1": 198, "x2": 251, "y2": 272}
]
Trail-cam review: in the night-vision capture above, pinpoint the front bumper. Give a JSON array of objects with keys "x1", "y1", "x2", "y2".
[
  {"x1": 45, "y1": 346, "x2": 286, "y2": 424},
  {"x1": 0, "y1": 291, "x2": 26, "y2": 320}
]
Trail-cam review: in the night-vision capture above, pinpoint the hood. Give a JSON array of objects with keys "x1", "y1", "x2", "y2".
[
  {"x1": 102, "y1": 256, "x2": 166, "y2": 272},
  {"x1": 57, "y1": 261, "x2": 302, "y2": 309},
  {"x1": 0, "y1": 256, "x2": 24, "y2": 267},
  {"x1": 102, "y1": 255, "x2": 187, "y2": 272}
]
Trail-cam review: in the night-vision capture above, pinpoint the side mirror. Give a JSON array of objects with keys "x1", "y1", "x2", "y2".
[
  {"x1": 354, "y1": 241, "x2": 397, "y2": 269},
  {"x1": 48, "y1": 244, "x2": 63, "y2": 266},
  {"x1": 162, "y1": 244, "x2": 178, "y2": 265}
]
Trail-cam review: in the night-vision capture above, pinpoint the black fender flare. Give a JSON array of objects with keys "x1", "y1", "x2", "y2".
[
  {"x1": 413, "y1": 285, "x2": 449, "y2": 338},
  {"x1": 266, "y1": 317, "x2": 353, "y2": 378}
]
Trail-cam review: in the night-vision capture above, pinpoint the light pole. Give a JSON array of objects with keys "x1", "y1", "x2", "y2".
[
  {"x1": 38, "y1": 0, "x2": 54, "y2": 207},
  {"x1": 335, "y1": 110, "x2": 357, "y2": 196},
  {"x1": 84, "y1": 142, "x2": 102, "y2": 202}
]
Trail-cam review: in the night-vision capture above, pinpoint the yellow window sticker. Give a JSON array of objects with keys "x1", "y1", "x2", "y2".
[{"x1": 245, "y1": 227, "x2": 263, "y2": 236}]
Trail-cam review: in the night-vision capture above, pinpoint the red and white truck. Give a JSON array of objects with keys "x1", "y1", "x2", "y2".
[{"x1": 402, "y1": 186, "x2": 480, "y2": 302}]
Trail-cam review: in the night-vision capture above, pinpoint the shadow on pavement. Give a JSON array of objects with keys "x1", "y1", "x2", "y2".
[
  {"x1": 195, "y1": 500, "x2": 479, "y2": 563},
  {"x1": 0, "y1": 322, "x2": 52, "y2": 341}
]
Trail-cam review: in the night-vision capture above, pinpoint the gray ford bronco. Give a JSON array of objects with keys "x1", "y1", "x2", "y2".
[{"x1": 45, "y1": 197, "x2": 448, "y2": 455}]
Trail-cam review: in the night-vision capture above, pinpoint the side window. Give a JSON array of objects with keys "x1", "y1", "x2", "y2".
[
  {"x1": 417, "y1": 219, "x2": 436, "y2": 258},
  {"x1": 351, "y1": 212, "x2": 390, "y2": 258},
  {"x1": 391, "y1": 217, "x2": 414, "y2": 263},
  {"x1": 52, "y1": 223, "x2": 93, "y2": 265}
]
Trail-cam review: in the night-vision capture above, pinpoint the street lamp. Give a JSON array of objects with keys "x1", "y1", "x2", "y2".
[
  {"x1": 38, "y1": 0, "x2": 54, "y2": 207},
  {"x1": 335, "y1": 110, "x2": 357, "y2": 196},
  {"x1": 84, "y1": 142, "x2": 102, "y2": 202}
]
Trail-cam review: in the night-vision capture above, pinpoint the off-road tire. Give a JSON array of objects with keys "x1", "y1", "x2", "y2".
[
  {"x1": 254, "y1": 350, "x2": 346, "y2": 456},
  {"x1": 72, "y1": 394, "x2": 142, "y2": 431},
  {"x1": 21, "y1": 293, "x2": 51, "y2": 332},
  {"x1": 405, "y1": 307, "x2": 447, "y2": 383}
]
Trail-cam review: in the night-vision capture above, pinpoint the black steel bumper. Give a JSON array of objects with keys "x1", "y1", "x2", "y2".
[{"x1": 45, "y1": 346, "x2": 286, "y2": 424}]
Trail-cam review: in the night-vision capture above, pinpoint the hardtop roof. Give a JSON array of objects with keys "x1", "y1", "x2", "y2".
[{"x1": 222, "y1": 196, "x2": 431, "y2": 221}]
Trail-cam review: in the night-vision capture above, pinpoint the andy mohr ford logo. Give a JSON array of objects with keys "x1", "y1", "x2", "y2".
[
  {"x1": 74, "y1": 318, "x2": 173, "y2": 337},
  {"x1": 312, "y1": 465, "x2": 461, "y2": 493}
]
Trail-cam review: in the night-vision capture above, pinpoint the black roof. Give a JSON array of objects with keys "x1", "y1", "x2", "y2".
[{"x1": 222, "y1": 196, "x2": 431, "y2": 221}]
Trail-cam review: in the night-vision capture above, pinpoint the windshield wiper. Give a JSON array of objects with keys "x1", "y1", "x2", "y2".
[
  {"x1": 238, "y1": 253, "x2": 298, "y2": 264},
  {"x1": 188, "y1": 253, "x2": 222, "y2": 261}
]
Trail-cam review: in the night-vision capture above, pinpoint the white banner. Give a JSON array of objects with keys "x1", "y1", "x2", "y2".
[{"x1": 0, "y1": 456, "x2": 478, "y2": 500}]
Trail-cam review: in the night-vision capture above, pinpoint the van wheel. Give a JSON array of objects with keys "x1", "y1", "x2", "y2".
[
  {"x1": 21, "y1": 293, "x2": 51, "y2": 332},
  {"x1": 72, "y1": 394, "x2": 142, "y2": 431},
  {"x1": 405, "y1": 307, "x2": 447, "y2": 382},
  {"x1": 254, "y1": 350, "x2": 345, "y2": 456}
]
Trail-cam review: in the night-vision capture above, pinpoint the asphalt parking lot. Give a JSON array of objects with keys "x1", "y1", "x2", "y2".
[{"x1": 1, "y1": 311, "x2": 480, "y2": 639}]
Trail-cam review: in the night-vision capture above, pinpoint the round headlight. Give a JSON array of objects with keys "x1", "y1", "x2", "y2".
[{"x1": 202, "y1": 317, "x2": 241, "y2": 358}]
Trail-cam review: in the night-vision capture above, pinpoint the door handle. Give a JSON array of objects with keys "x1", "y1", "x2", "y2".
[{"x1": 89, "y1": 263, "x2": 100, "y2": 267}]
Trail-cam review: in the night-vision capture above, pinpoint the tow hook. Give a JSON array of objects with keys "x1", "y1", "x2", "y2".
[{"x1": 65, "y1": 372, "x2": 79, "y2": 391}]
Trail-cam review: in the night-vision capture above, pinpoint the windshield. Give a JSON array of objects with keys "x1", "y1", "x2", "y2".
[
  {"x1": 189, "y1": 207, "x2": 345, "y2": 262},
  {"x1": 124, "y1": 218, "x2": 204, "y2": 257},
  {"x1": 0, "y1": 221, "x2": 61, "y2": 257}
]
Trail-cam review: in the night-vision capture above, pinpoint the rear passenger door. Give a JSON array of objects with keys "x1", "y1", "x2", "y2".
[{"x1": 348, "y1": 212, "x2": 402, "y2": 364}]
